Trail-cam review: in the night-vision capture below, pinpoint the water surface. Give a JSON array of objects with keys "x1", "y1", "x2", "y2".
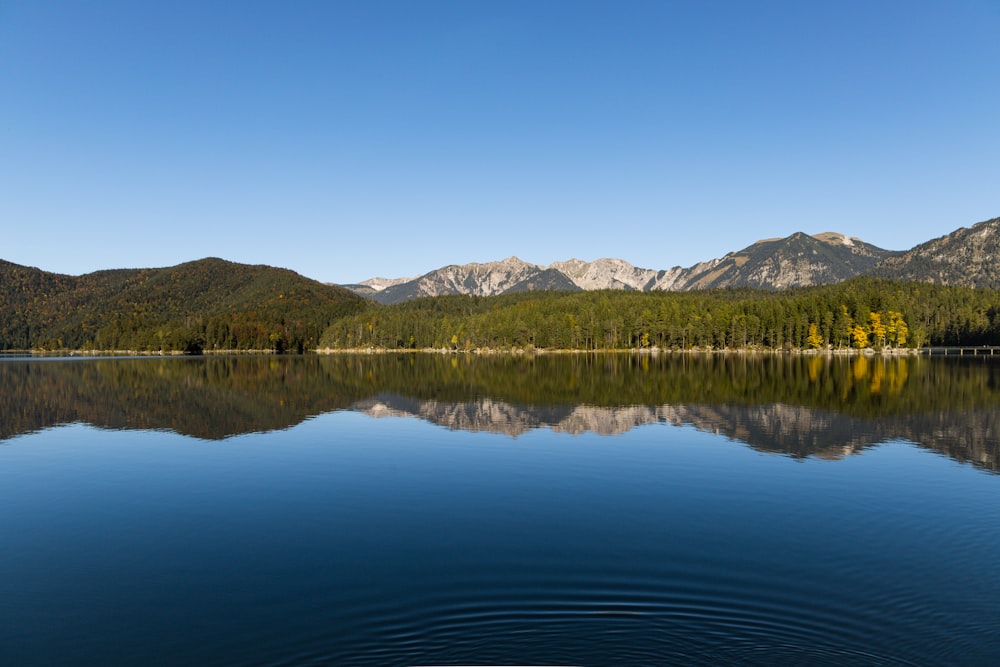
[{"x1": 1, "y1": 354, "x2": 998, "y2": 665}]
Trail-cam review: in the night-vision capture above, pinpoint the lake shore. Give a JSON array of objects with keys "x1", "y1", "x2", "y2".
[
  {"x1": 314, "y1": 345, "x2": 922, "y2": 356},
  {"x1": 1, "y1": 346, "x2": 936, "y2": 357}
]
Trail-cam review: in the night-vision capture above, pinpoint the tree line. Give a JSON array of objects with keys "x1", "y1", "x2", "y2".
[{"x1": 319, "y1": 278, "x2": 1000, "y2": 351}]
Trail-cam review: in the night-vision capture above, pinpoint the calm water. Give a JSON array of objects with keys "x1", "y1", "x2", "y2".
[{"x1": 1, "y1": 354, "x2": 998, "y2": 665}]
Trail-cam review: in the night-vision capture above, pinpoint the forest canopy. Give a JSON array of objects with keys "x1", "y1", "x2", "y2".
[
  {"x1": 0, "y1": 258, "x2": 366, "y2": 352},
  {"x1": 318, "y1": 278, "x2": 1000, "y2": 351}
]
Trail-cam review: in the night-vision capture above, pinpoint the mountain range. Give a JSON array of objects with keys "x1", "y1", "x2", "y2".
[
  {"x1": 343, "y1": 216, "x2": 1000, "y2": 303},
  {"x1": 2, "y1": 215, "x2": 997, "y2": 351}
]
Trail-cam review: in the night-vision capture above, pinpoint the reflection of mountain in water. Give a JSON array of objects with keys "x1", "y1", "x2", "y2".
[
  {"x1": 0, "y1": 356, "x2": 364, "y2": 441},
  {"x1": 1, "y1": 354, "x2": 998, "y2": 473},
  {"x1": 354, "y1": 394, "x2": 1000, "y2": 472}
]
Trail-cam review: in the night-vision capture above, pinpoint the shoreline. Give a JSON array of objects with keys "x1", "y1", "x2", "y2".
[
  {"x1": 0, "y1": 348, "x2": 283, "y2": 357},
  {"x1": 314, "y1": 346, "x2": 923, "y2": 356},
  {"x1": 6, "y1": 346, "x2": 983, "y2": 358}
]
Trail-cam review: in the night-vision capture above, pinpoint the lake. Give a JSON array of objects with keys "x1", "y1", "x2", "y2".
[{"x1": 1, "y1": 353, "x2": 998, "y2": 665}]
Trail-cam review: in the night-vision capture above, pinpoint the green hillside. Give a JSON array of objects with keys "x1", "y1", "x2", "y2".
[{"x1": 0, "y1": 258, "x2": 366, "y2": 352}]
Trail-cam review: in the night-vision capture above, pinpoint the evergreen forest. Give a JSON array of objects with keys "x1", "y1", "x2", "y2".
[
  {"x1": 0, "y1": 258, "x2": 366, "y2": 353},
  {"x1": 319, "y1": 278, "x2": 1000, "y2": 351}
]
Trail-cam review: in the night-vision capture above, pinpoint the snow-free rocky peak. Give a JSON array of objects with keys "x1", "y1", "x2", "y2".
[{"x1": 340, "y1": 217, "x2": 998, "y2": 302}]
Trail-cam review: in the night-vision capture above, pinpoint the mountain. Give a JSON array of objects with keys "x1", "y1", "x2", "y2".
[
  {"x1": 344, "y1": 217, "x2": 1000, "y2": 301},
  {"x1": 549, "y1": 257, "x2": 662, "y2": 291},
  {"x1": 0, "y1": 258, "x2": 365, "y2": 352},
  {"x1": 657, "y1": 231, "x2": 895, "y2": 291},
  {"x1": 356, "y1": 257, "x2": 581, "y2": 305},
  {"x1": 867, "y1": 217, "x2": 1000, "y2": 288},
  {"x1": 345, "y1": 231, "x2": 897, "y2": 302},
  {"x1": 340, "y1": 274, "x2": 418, "y2": 298}
]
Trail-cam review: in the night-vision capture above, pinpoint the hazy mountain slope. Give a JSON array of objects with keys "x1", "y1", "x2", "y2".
[
  {"x1": 866, "y1": 217, "x2": 1000, "y2": 288},
  {"x1": 359, "y1": 275, "x2": 417, "y2": 291},
  {"x1": 337, "y1": 283, "x2": 380, "y2": 298},
  {"x1": 504, "y1": 268, "x2": 581, "y2": 294}
]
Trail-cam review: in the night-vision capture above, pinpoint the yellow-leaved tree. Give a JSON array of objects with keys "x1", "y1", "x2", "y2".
[
  {"x1": 806, "y1": 323, "x2": 824, "y2": 349},
  {"x1": 887, "y1": 311, "x2": 909, "y2": 348},
  {"x1": 869, "y1": 312, "x2": 887, "y2": 348},
  {"x1": 851, "y1": 324, "x2": 870, "y2": 349}
]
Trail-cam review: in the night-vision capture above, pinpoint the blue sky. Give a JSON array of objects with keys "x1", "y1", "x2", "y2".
[{"x1": 2, "y1": 1, "x2": 998, "y2": 284}]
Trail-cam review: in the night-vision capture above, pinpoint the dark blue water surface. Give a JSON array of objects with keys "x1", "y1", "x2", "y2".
[{"x1": 1, "y1": 355, "x2": 999, "y2": 665}]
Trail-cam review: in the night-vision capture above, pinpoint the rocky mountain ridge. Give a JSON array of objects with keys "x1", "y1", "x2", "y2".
[
  {"x1": 343, "y1": 217, "x2": 999, "y2": 303},
  {"x1": 868, "y1": 216, "x2": 1000, "y2": 288}
]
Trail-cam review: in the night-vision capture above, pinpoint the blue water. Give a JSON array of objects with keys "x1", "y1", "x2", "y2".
[{"x1": 2, "y1": 406, "x2": 998, "y2": 666}]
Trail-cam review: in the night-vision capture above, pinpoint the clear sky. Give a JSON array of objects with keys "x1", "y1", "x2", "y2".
[{"x1": 2, "y1": 1, "x2": 998, "y2": 284}]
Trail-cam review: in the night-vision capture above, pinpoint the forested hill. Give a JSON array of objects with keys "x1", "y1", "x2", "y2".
[{"x1": 0, "y1": 258, "x2": 366, "y2": 352}]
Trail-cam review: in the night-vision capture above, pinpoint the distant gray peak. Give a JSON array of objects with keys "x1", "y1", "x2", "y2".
[
  {"x1": 549, "y1": 257, "x2": 660, "y2": 291},
  {"x1": 359, "y1": 275, "x2": 417, "y2": 290}
]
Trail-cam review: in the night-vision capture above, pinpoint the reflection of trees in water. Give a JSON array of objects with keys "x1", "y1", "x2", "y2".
[
  {"x1": 0, "y1": 356, "x2": 364, "y2": 440},
  {"x1": 1, "y1": 354, "x2": 998, "y2": 472}
]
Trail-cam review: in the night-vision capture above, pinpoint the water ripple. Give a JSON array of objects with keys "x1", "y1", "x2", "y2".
[{"x1": 285, "y1": 569, "x2": 956, "y2": 666}]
